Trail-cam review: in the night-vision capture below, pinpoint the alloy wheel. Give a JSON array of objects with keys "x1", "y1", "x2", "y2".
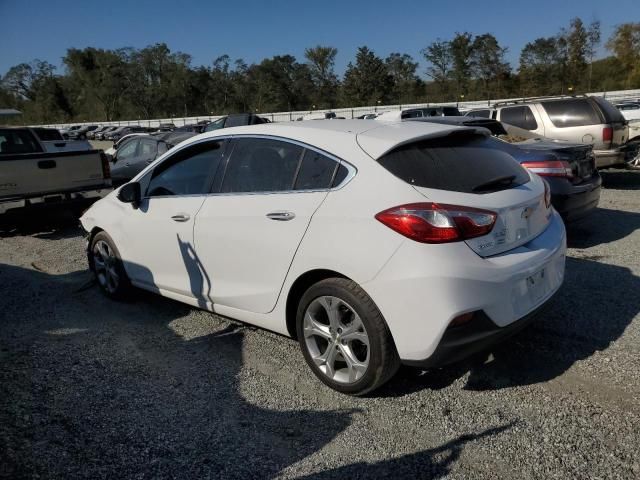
[
  {"x1": 303, "y1": 296, "x2": 370, "y2": 384},
  {"x1": 92, "y1": 240, "x2": 119, "y2": 294}
]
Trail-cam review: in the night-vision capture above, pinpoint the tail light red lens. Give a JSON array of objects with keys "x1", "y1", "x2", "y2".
[
  {"x1": 521, "y1": 160, "x2": 573, "y2": 179},
  {"x1": 375, "y1": 203, "x2": 497, "y2": 244},
  {"x1": 602, "y1": 126, "x2": 613, "y2": 143}
]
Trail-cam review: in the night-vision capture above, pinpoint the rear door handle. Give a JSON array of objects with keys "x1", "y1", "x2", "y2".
[
  {"x1": 266, "y1": 211, "x2": 295, "y2": 221},
  {"x1": 171, "y1": 213, "x2": 191, "y2": 222}
]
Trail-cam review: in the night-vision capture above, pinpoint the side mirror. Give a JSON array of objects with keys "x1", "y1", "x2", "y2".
[
  {"x1": 104, "y1": 153, "x2": 114, "y2": 163},
  {"x1": 117, "y1": 182, "x2": 141, "y2": 208}
]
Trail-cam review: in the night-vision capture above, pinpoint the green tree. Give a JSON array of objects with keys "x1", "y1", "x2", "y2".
[
  {"x1": 421, "y1": 39, "x2": 452, "y2": 101},
  {"x1": 519, "y1": 37, "x2": 560, "y2": 95},
  {"x1": 304, "y1": 46, "x2": 339, "y2": 108},
  {"x1": 385, "y1": 53, "x2": 421, "y2": 104},
  {"x1": 470, "y1": 34, "x2": 510, "y2": 99},
  {"x1": 342, "y1": 47, "x2": 392, "y2": 106},
  {"x1": 586, "y1": 20, "x2": 601, "y2": 91},
  {"x1": 606, "y1": 23, "x2": 640, "y2": 88},
  {"x1": 450, "y1": 32, "x2": 474, "y2": 98},
  {"x1": 564, "y1": 18, "x2": 588, "y2": 90},
  {"x1": 64, "y1": 47, "x2": 131, "y2": 121}
]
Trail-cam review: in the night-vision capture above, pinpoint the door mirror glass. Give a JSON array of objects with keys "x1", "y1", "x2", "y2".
[{"x1": 117, "y1": 182, "x2": 141, "y2": 207}]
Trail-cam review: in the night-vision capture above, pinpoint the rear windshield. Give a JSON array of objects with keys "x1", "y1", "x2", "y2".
[
  {"x1": 378, "y1": 133, "x2": 530, "y2": 194},
  {"x1": 0, "y1": 129, "x2": 43, "y2": 155},
  {"x1": 33, "y1": 128, "x2": 63, "y2": 141},
  {"x1": 591, "y1": 97, "x2": 627, "y2": 123},
  {"x1": 541, "y1": 99, "x2": 601, "y2": 128}
]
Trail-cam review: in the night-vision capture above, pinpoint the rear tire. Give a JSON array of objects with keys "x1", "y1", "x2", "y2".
[
  {"x1": 296, "y1": 277, "x2": 400, "y2": 395},
  {"x1": 89, "y1": 231, "x2": 132, "y2": 300}
]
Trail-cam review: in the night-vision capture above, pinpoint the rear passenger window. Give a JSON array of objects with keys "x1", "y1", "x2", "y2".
[
  {"x1": 541, "y1": 100, "x2": 601, "y2": 128},
  {"x1": 147, "y1": 141, "x2": 224, "y2": 197},
  {"x1": 221, "y1": 138, "x2": 303, "y2": 193},
  {"x1": 500, "y1": 106, "x2": 538, "y2": 130},
  {"x1": 294, "y1": 150, "x2": 338, "y2": 190},
  {"x1": 378, "y1": 133, "x2": 530, "y2": 194}
]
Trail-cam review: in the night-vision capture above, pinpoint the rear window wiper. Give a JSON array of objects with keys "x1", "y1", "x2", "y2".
[{"x1": 472, "y1": 175, "x2": 517, "y2": 193}]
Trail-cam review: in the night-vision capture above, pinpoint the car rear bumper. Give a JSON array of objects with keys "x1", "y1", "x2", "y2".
[
  {"x1": 0, "y1": 187, "x2": 111, "y2": 215},
  {"x1": 403, "y1": 291, "x2": 556, "y2": 369},
  {"x1": 593, "y1": 149, "x2": 626, "y2": 168},
  {"x1": 547, "y1": 174, "x2": 602, "y2": 222},
  {"x1": 362, "y1": 211, "x2": 566, "y2": 362}
]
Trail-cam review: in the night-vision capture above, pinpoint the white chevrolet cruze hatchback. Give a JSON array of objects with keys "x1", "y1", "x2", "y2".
[{"x1": 81, "y1": 120, "x2": 566, "y2": 394}]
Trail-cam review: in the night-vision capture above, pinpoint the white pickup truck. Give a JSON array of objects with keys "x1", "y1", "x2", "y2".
[{"x1": 0, "y1": 127, "x2": 112, "y2": 216}]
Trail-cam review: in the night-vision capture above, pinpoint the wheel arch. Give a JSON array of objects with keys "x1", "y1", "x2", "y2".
[{"x1": 285, "y1": 269, "x2": 349, "y2": 339}]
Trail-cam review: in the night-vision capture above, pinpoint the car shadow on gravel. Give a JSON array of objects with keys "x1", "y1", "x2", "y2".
[
  {"x1": 566, "y1": 207, "x2": 640, "y2": 249},
  {"x1": 1, "y1": 262, "x2": 515, "y2": 479},
  {"x1": 378, "y1": 256, "x2": 640, "y2": 397},
  {"x1": 599, "y1": 169, "x2": 640, "y2": 190}
]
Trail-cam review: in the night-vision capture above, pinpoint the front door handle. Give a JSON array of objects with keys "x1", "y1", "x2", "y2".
[
  {"x1": 171, "y1": 213, "x2": 191, "y2": 222},
  {"x1": 266, "y1": 211, "x2": 295, "y2": 221}
]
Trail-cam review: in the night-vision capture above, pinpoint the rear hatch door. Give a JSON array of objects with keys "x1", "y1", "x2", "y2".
[{"x1": 373, "y1": 130, "x2": 550, "y2": 257}]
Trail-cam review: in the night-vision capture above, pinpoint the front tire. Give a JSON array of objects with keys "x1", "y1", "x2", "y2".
[
  {"x1": 89, "y1": 231, "x2": 132, "y2": 299},
  {"x1": 296, "y1": 278, "x2": 400, "y2": 395}
]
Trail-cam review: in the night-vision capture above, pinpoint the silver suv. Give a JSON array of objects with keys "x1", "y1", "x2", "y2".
[{"x1": 466, "y1": 96, "x2": 629, "y2": 168}]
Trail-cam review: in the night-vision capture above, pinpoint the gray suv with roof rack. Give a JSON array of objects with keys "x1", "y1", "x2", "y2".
[{"x1": 465, "y1": 95, "x2": 636, "y2": 168}]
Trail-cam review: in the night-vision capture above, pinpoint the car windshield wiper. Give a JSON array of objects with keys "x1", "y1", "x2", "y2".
[{"x1": 472, "y1": 175, "x2": 517, "y2": 193}]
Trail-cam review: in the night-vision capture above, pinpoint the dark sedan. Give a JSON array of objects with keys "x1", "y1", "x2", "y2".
[
  {"x1": 109, "y1": 136, "x2": 171, "y2": 186},
  {"x1": 408, "y1": 116, "x2": 601, "y2": 222}
]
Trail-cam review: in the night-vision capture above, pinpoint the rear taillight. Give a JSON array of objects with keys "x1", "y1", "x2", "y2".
[
  {"x1": 100, "y1": 152, "x2": 111, "y2": 180},
  {"x1": 521, "y1": 160, "x2": 573, "y2": 179},
  {"x1": 375, "y1": 203, "x2": 496, "y2": 244},
  {"x1": 602, "y1": 126, "x2": 613, "y2": 143}
]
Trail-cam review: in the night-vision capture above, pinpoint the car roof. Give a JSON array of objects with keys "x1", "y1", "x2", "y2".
[{"x1": 190, "y1": 119, "x2": 475, "y2": 160}]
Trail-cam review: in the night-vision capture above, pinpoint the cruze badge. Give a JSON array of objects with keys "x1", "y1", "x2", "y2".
[{"x1": 521, "y1": 206, "x2": 534, "y2": 219}]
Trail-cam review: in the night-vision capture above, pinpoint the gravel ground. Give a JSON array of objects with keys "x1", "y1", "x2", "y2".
[{"x1": 1, "y1": 170, "x2": 639, "y2": 479}]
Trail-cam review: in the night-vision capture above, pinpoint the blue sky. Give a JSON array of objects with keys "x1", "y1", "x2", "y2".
[{"x1": 1, "y1": 0, "x2": 638, "y2": 77}]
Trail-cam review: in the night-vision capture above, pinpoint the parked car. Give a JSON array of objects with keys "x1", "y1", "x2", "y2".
[
  {"x1": 400, "y1": 106, "x2": 461, "y2": 118},
  {"x1": 0, "y1": 127, "x2": 111, "y2": 216},
  {"x1": 204, "y1": 113, "x2": 271, "y2": 132},
  {"x1": 105, "y1": 126, "x2": 147, "y2": 142},
  {"x1": 157, "y1": 123, "x2": 176, "y2": 132},
  {"x1": 104, "y1": 133, "x2": 150, "y2": 157},
  {"x1": 108, "y1": 136, "x2": 170, "y2": 186},
  {"x1": 80, "y1": 120, "x2": 566, "y2": 395},
  {"x1": 615, "y1": 102, "x2": 640, "y2": 121},
  {"x1": 68, "y1": 125, "x2": 99, "y2": 140},
  {"x1": 466, "y1": 95, "x2": 631, "y2": 169},
  {"x1": 405, "y1": 116, "x2": 601, "y2": 222},
  {"x1": 87, "y1": 126, "x2": 110, "y2": 140},
  {"x1": 59, "y1": 125, "x2": 82, "y2": 139},
  {"x1": 95, "y1": 126, "x2": 118, "y2": 140},
  {"x1": 357, "y1": 113, "x2": 379, "y2": 119}
]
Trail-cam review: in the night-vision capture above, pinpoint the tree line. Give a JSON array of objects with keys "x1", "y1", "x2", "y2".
[{"x1": 1, "y1": 19, "x2": 639, "y2": 124}]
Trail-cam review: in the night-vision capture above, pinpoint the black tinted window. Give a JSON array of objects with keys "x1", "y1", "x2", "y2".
[
  {"x1": 500, "y1": 106, "x2": 538, "y2": 130},
  {"x1": 0, "y1": 129, "x2": 42, "y2": 154},
  {"x1": 442, "y1": 107, "x2": 461, "y2": 116},
  {"x1": 33, "y1": 128, "x2": 63, "y2": 141},
  {"x1": 468, "y1": 109, "x2": 491, "y2": 118},
  {"x1": 221, "y1": 138, "x2": 303, "y2": 193},
  {"x1": 147, "y1": 141, "x2": 224, "y2": 197},
  {"x1": 541, "y1": 99, "x2": 601, "y2": 127},
  {"x1": 378, "y1": 133, "x2": 529, "y2": 194},
  {"x1": 591, "y1": 97, "x2": 626, "y2": 123},
  {"x1": 294, "y1": 150, "x2": 338, "y2": 190}
]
